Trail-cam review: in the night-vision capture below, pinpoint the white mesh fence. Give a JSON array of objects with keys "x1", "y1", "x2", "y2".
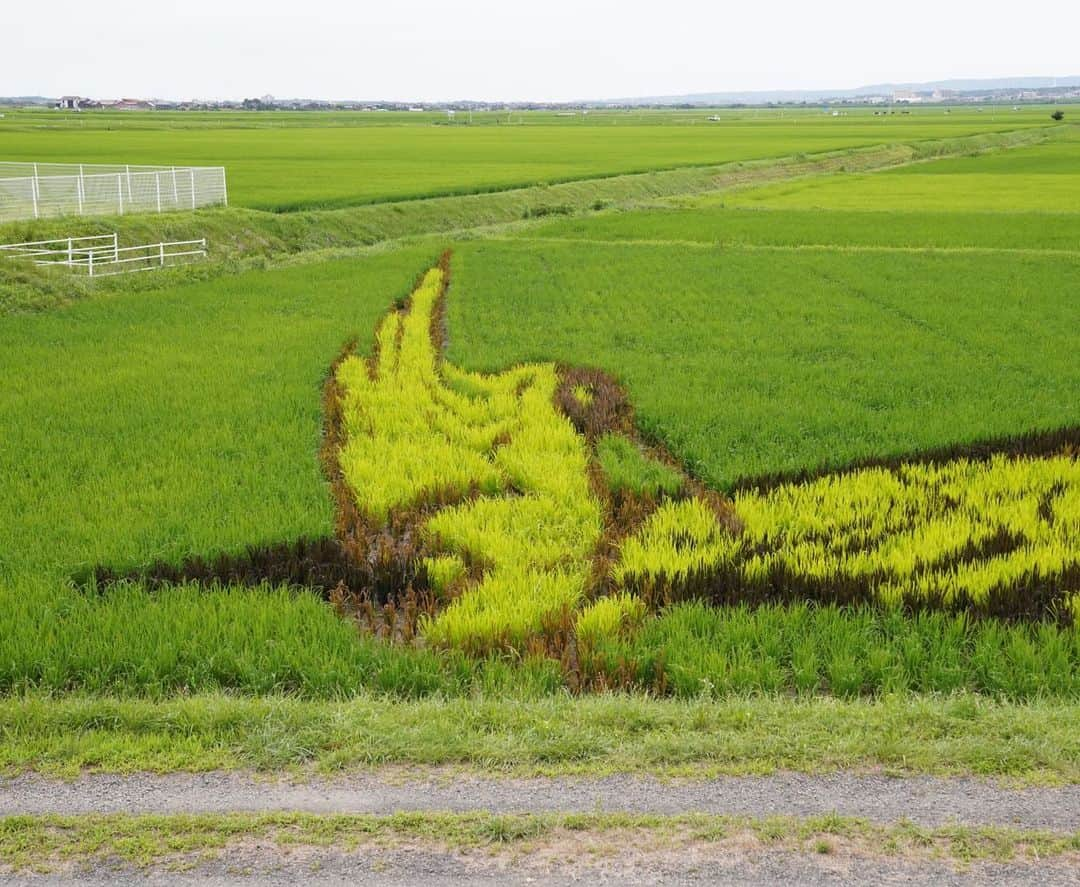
[{"x1": 0, "y1": 162, "x2": 227, "y2": 222}]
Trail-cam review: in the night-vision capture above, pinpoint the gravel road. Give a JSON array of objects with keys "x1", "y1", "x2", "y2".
[
  {"x1": 3, "y1": 770, "x2": 1080, "y2": 830},
  {"x1": 3, "y1": 845, "x2": 1078, "y2": 886}
]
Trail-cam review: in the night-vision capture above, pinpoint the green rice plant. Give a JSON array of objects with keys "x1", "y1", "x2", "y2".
[
  {"x1": 0, "y1": 108, "x2": 1057, "y2": 211},
  {"x1": 450, "y1": 239, "x2": 1080, "y2": 492},
  {"x1": 596, "y1": 434, "x2": 684, "y2": 498},
  {"x1": 586, "y1": 600, "x2": 1080, "y2": 698}
]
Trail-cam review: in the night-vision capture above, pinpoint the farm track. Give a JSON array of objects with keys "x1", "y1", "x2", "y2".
[
  {"x1": 4, "y1": 771, "x2": 1080, "y2": 831},
  {"x1": 6, "y1": 848, "x2": 1080, "y2": 886}
]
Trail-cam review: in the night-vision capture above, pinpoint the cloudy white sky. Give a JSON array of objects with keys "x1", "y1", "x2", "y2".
[{"x1": 5, "y1": 0, "x2": 1079, "y2": 102}]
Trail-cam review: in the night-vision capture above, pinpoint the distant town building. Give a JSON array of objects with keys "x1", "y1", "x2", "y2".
[
  {"x1": 892, "y1": 90, "x2": 923, "y2": 104},
  {"x1": 108, "y1": 99, "x2": 155, "y2": 111}
]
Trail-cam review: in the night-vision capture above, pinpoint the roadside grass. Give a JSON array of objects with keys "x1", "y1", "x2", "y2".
[
  {"x1": 450, "y1": 239, "x2": 1080, "y2": 490},
  {"x1": 2, "y1": 694, "x2": 1078, "y2": 782},
  {"x1": 1, "y1": 810, "x2": 1079, "y2": 873}
]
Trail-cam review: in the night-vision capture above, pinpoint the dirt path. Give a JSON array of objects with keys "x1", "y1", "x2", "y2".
[
  {"x1": 4, "y1": 770, "x2": 1080, "y2": 830},
  {"x1": 4, "y1": 844, "x2": 1079, "y2": 886}
]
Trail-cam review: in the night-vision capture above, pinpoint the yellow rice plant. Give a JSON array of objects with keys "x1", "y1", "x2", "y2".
[
  {"x1": 615, "y1": 453, "x2": 1080, "y2": 619},
  {"x1": 335, "y1": 264, "x2": 604, "y2": 654},
  {"x1": 337, "y1": 261, "x2": 1079, "y2": 646}
]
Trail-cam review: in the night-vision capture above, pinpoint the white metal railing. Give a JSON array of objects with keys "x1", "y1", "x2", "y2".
[
  {"x1": 0, "y1": 234, "x2": 208, "y2": 277},
  {"x1": 0, "y1": 233, "x2": 118, "y2": 261},
  {"x1": 0, "y1": 162, "x2": 227, "y2": 223}
]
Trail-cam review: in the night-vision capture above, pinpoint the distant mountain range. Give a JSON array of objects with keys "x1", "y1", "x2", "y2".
[{"x1": 598, "y1": 76, "x2": 1080, "y2": 106}]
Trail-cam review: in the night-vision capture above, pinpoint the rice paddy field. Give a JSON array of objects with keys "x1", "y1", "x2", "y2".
[
  {"x1": 0, "y1": 105, "x2": 1064, "y2": 210},
  {"x1": 1, "y1": 109, "x2": 1079, "y2": 775}
]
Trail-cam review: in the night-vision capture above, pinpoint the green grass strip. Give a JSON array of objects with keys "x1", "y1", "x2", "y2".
[
  {"x1": 1, "y1": 811, "x2": 1078, "y2": 873},
  {"x1": 2, "y1": 694, "x2": 1077, "y2": 783}
]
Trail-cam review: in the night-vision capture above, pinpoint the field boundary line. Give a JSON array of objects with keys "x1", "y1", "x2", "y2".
[{"x1": 490, "y1": 234, "x2": 1080, "y2": 258}]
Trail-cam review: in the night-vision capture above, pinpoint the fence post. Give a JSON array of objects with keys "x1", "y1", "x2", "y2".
[
  {"x1": 171, "y1": 167, "x2": 179, "y2": 205},
  {"x1": 76, "y1": 166, "x2": 84, "y2": 214},
  {"x1": 117, "y1": 174, "x2": 124, "y2": 215},
  {"x1": 160, "y1": 242, "x2": 165, "y2": 267},
  {"x1": 29, "y1": 176, "x2": 39, "y2": 220},
  {"x1": 220, "y1": 168, "x2": 228, "y2": 207},
  {"x1": 88, "y1": 250, "x2": 94, "y2": 278},
  {"x1": 189, "y1": 169, "x2": 196, "y2": 209},
  {"x1": 155, "y1": 173, "x2": 162, "y2": 212},
  {"x1": 113, "y1": 233, "x2": 119, "y2": 262},
  {"x1": 67, "y1": 238, "x2": 73, "y2": 266},
  {"x1": 125, "y1": 165, "x2": 132, "y2": 205}
]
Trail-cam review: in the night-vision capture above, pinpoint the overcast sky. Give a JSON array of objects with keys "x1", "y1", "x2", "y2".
[{"x1": 5, "y1": 0, "x2": 1079, "y2": 102}]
